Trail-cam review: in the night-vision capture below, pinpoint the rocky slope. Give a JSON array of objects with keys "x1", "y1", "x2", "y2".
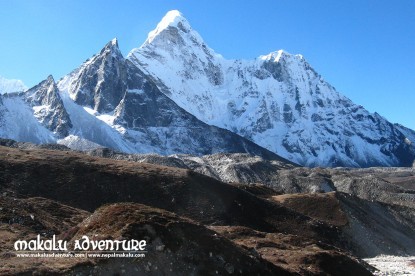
[
  {"x1": 129, "y1": 10, "x2": 415, "y2": 167},
  {"x1": 0, "y1": 145, "x2": 373, "y2": 275},
  {"x1": 2, "y1": 141, "x2": 415, "y2": 255},
  {"x1": 82, "y1": 145, "x2": 415, "y2": 258},
  {"x1": 85, "y1": 146, "x2": 415, "y2": 205}
]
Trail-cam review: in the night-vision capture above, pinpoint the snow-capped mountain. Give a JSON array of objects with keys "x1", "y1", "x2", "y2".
[
  {"x1": 0, "y1": 39, "x2": 283, "y2": 160},
  {"x1": 0, "y1": 10, "x2": 414, "y2": 167},
  {"x1": 54, "y1": 38, "x2": 284, "y2": 159},
  {"x1": 128, "y1": 10, "x2": 415, "y2": 167},
  {"x1": 0, "y1": 75, "x2": 27, "y2": 94}
]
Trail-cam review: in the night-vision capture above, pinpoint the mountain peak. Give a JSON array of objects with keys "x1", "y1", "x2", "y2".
[
  {"x1": 46, "y1": 75, "x2": 55, "y2": 83},
  {"x1": 110, "y1": 37, "x2": 118, "y2": 46},
  {"x1": 145, "y1": 10, "x2": 191, "y2": 44},
  {"x1": 163, "y1": 10, "x2": 185, "y2": 24},
  {"x1": 260, "y1": 50, "x2": 287, "y2": 62},
  {"x1": 100, "y1": 38, "x2": 122, "y2": 57},
  {"x1": 259, "y1": 50, "x2": 305, "y2": 63}
]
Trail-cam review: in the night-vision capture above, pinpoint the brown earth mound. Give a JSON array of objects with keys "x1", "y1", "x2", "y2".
[
  {"x1": 0, "y1": 196, "x2": 89, "y2": 235},
  {"x1": 211, "y1": 226, "x2": 372, "y2": 276},
  {"x1": 270, "y1": 191, "x2": 415, "y2": 258},
  {"x1": 0, "y1": 196, "x2": 90, "y2": 275},
  {"x1": 272, "y1": 192, "x2": 348, "y2": 227},
  {"x1": 66, "y1": 203, "x2": 290, "y2": 275}
]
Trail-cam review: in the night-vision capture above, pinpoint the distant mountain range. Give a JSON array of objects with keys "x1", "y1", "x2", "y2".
[
  {"x1": 0, "y1": 75, "x2": 27, "y2": 94},
  {"x1": 0, "y1": 10, "x2": 414, "y2": 167}
]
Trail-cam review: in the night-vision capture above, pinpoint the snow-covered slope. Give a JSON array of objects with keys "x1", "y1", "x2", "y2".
[
  {"x1": 395, "y1": 123, "x2": 415, "y2": 146},
  {"x1": 0, "y1": 75, "x2": 27, "y2": 94},
  {"x1": 128, "y1": 10, "x2": 415, "y2": 167},
  {"x1": 57, "y1": 135, "x2": 104, "y2": 151},
  {"x1": 0, "y1": 93, "x2": 56, "y2": 144}
]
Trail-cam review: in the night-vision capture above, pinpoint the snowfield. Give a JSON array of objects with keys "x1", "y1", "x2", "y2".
[{"x1": 364, "y1": 255, "x2": 415, "y2": 275}]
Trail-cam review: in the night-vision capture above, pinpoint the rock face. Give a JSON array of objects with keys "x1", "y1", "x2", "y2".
[
  {"x1": 64, "y1": 39, "x2": 127, "y2": 113},
  {"x1": 129, "y1": 10, "x2": 415, "y2": 167}
]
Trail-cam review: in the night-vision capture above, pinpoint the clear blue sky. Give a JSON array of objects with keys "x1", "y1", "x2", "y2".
[{"x1": 1, "y1": 0, "x2": 414, "y2": 130}]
